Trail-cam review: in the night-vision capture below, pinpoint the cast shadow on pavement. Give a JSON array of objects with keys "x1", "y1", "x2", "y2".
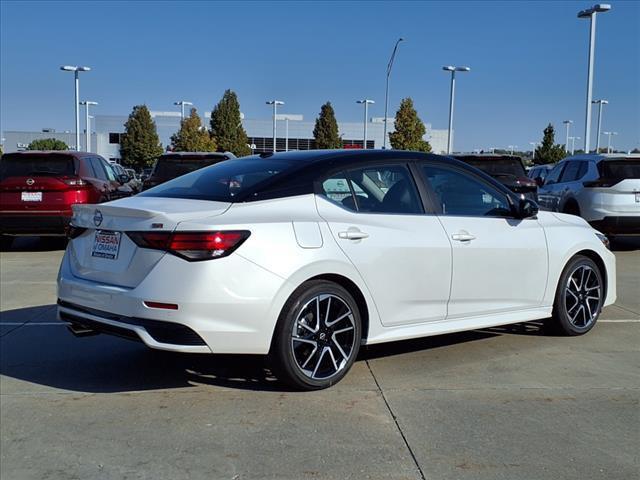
[{"x1": 1, "y1": 304, "x2": 547, "y2": 393}]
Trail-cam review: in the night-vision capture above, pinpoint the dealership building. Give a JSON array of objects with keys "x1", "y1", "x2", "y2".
[{"x1": 2, "y1": 110, "x2": 449, "y2": 160}]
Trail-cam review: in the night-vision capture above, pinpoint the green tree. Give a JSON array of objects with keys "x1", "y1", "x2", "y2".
[
  {"x1": 27, "y1": 138, "x2": 68, "y2": 150},
  {"x1": 388, "y1": 98, "x2": 432, "y2": 152},
  {"x1": 171, "y1": 108, "x2": 217, "y2": 152},
  {"x1": 534, "y1": 123, "x2": 566, "y2": 165},
  {"x1": 313, "y1": 101, "x2": 342, "y2": 149},
  {"x1": 209, "y1": 90, "x2": 251, "y2": 157},
  {"x1": 120, "y1": 105, "x2": 163, "y2": 169}
]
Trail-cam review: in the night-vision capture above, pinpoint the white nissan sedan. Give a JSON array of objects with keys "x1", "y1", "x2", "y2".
[{"x1": 57, "y1": 150, "x2": 616, "y2": 390}]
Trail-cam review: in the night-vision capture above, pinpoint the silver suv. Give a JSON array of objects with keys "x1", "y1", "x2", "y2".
[{"x1": 537, "y1": 154, "x2": 640, "y2": 235}]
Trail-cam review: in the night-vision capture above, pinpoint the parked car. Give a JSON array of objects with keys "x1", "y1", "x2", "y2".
[
  {"x1": 537, "y1": 153, "x2": 640, "y2": 236},
  {"x1": 452, "y1": 154, "x2": 539, "y2": 201},
  {"x1": 142, "y1": 152, "x2": 235, "y2": 191},
  {"x1": 528, "y1": 164, "x2": 554, "y2": 185},
  {"x1": 0, "y1": 151, "x2": 132, "y2": 247},
  {"x1": 58, "y1": 150, "x2": 615, "y2": 390},
  {"x1": 125, "y1": 168, "x2": 143, "y2": 193}
]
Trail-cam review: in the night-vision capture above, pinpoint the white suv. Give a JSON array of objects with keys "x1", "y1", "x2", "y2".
[{"x1": 538, "y1": 154, "x2": 640, "y2": 235}]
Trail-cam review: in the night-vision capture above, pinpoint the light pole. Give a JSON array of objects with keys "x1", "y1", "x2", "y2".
[
  {"x1": 529, "y1": 142, "x2": 538, "y2": 160},
  {"x1": 592, "y1": 99, "x2": 608, "y2": 152},
  {"x1": 356, "y1": 99, "x2": 375, "y2": 149},
  {"x1": 508, "y1": 145, "x2": 518, "y2": 155},
  {"x1": 442, "y1": 65, "x2": 470, "y2": 154},
  {"x1": 266, "y1": 100, "x2": 284, "y2": 152},
  {"x1": 60, "y1": 65, "x2": 91, "y2": 151},
  {"x1": 275, "y1": 114, "x2": 303, "y2": 152},
  {"x1": 602, "y1": 131, "x2": 618, "y2": 153},
  {"x1": 383, "y1": 38, "x2": 404, "y2": 149},
  {"x1": 563, "y1": 120, "x2": 573, "y2": 151},
  {"x1": 578, "y1": 3, "x2": 612, "y2": 153},
  {"x1": 80, "y1": 101, "x2": 98, "y2": 152},
  {"x1": 174, "y1": 101, "x2": 193, "y2": 120},
  {"x1": 569, "y1": 136, "x2": 581, "y2": 155}
]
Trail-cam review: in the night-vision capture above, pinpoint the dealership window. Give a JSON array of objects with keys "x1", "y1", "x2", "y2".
[{"x1": 109, "y1": 133, "x2": 123, "y2": 144}]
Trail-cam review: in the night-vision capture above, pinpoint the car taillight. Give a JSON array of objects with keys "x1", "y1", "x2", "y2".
[
  {"x1": 126, "y1": 231, "x2": 250, "y2": 261},
  {"x1": 63, "y1": 178, "x2": 89, "y2": 187}
]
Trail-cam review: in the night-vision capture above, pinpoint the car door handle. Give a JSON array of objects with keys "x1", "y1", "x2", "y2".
[
  {"x1": 338, "y1": 230, "x2": 369, "y2": 240},
  {"x1": 451, "y1": 232, "x2": 476, "y2": 242}
]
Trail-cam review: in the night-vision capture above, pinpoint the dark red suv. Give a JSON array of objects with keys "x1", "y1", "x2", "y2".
[{"x1": 0, "y1": 151, "x2": 131, "y2": 247}]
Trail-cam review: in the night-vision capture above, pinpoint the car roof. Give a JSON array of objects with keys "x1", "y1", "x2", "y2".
[
  {"x1": 237, "y1": 149, "x2": 515, "y2": 202},
  {"x1": 452, "y1": 153, "x2": 523, "y2": 161},
  {"x1": 159, "y1": 151, "x2": 234, "y2": 158},
  {"x1": 4, "y1": 150, "x2": 95, "y2": 158},
  {"x1": 561, "y1": 153, "x2": 640, "y2": 162}
]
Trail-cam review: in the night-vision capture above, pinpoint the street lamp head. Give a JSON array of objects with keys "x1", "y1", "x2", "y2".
[
  {"x1": 60, "y1": 65, "x2": 76, "y2": 71},
  {"x1": 455, "y1": 66, "x2": 471, "y2": 72},
  {"x1": 357, "y1": 99, "x2": 375, "y2": 105},
  {"x1": 77, "y1": 66, "x2": 91, "y2": 72},
  {"x1": 442, "y1": 66, "x2": 456, "y2": 72},
  {"x1": 592, "y1": 99, "x2": 608, "y2": 104},
  {"x1": 266, "y1": 100, "x2": 284, "y2": 106},
  {"x1": 578, "y1": 3, "x2": 611, "y2": 17},
  {"x1": 563, "y1": 120, "x2": 574, "y2": 124}
]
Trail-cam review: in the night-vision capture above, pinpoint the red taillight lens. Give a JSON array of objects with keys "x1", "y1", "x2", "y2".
[{"x1": 126, "y1": 231, "x2": 250, "y2": 261}]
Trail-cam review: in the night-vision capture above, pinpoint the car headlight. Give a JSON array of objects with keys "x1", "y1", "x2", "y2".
[{"x1": 595, "y1": 232, "x2": 610, "y2": 249}]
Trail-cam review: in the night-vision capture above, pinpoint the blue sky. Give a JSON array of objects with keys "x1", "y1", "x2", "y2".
[{"x1": 1, "y1": 0, "x2": 638, "y2": 152}]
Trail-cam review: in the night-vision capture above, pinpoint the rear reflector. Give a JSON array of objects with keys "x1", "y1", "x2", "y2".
[
  {"x1": 144, "y1": 301, "x2": 179, "y2": 310},
  {"x1": 127, "y1": 230, "x2": 250, "y2": 261}
]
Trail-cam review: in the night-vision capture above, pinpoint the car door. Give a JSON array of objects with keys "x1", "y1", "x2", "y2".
[
  {"x1": 420, "y1": 163, "x2": 548, "y2": 319},
  {"x1": 315, "y1": 162, "x2": 452, "y2": 327},
  {"x1": 556, "y1": 161, "x2": 589, "y2": 212},
  {"x1": 537, "y1": 162, "x2": 566, "y2": 211}
]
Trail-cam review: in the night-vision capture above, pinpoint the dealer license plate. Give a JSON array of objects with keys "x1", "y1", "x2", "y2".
[
  {"x1": 21, "y1": 192, "x2": 42, "y2": 202},
  {"x1": 92, "y1": 230, "x2": 121, "y2": 260}
]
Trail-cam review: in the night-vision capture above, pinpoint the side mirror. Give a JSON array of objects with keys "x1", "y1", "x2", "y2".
[
  {"x1": 117, "y1": 174, "x2": 129, "y2": 184},
  {"x1": 534, "y1": 176, "x2": 544, "y2": 187},
  {"x1": 518, "y1": 198, "x2": 539, "y2": 219}
]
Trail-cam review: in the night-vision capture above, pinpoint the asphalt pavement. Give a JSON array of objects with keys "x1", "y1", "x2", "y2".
[{"x1": 1, "y1": 237, "x2": 638, "y2": 480}]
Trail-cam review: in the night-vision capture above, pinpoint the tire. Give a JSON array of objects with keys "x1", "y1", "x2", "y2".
[
  {"x1": 547, "y1": 255, "x2": 604, "y2": 336},
  {"x1": 271, "y1": 280, "x2": 362, "y2": 390},
  {"x1": 0, "y1": 235, "x2": 13, "y2": 251}
]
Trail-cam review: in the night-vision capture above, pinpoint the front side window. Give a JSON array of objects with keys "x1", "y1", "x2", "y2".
[{"x1": 423, "y1": 165, "x2": 512, "y2": 217}]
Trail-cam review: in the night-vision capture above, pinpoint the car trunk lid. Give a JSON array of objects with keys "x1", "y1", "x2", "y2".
[{"x1": 67, "y1": 197, "x2": 231, "y2": 287}]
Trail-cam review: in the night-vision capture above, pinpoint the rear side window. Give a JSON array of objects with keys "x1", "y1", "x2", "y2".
[
  {"x1": 599, "y1": 159, "x2": 640, "y2": 180},
  {"x1": 459, "y1": 157, "x2": 526, "y2": 177},
  {"x1": 544, "y1": 163, "x2": 565, "y2": 184},
  {"x1": 0, "y1": 153, "x2": 76, "y2": 179},
  {"x1": 141, "y1": 158, "x2": 290, "y2": 202},
  {"x1": 320, "y1": 165, "x2": 423, "y2": 215},
  {"x1": 153, "y1": 156, "x2": 225, "y2": 179}
]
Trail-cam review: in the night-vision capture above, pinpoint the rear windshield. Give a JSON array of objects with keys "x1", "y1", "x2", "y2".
[
  {"x1": 140, "y1": 158, "x2": 292, "y2": 202},
  {"x1": 0, "y1": 153, "x2": 77, "y2": 180},
  {"x1": 461, "y1": 158, "x2": 526, "y2": 177},
  {"x1": 152, "y1": 155, "x2": 225, "y2": 179},
  {"x1": 599, "y1": 159, "x2": 640, "y2": 180}
]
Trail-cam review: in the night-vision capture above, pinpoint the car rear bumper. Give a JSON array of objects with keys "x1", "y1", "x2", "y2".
[
  {"x1": 590, "y1": 216, "x2": 640, "y2": 235},
  {"x1": 0, "y1": 212, "x2": 71, "y2": 236},
  {"x1": 56, "y1": 247, "x2": 287, "y2": 354}
]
